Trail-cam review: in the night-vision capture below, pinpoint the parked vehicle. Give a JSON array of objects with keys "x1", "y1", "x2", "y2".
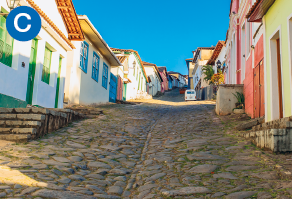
[{"x1": 185, "y1": 90, "x2": 196, "y2": 101}]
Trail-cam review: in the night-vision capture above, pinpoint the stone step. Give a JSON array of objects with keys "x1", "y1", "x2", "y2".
[
  {"x1": 0, "y1": 120, "x2": 42, "y2": 128},
  {"x1": 0, "y1": 108, "x2": 49, "y2": 114},
  {"x1": 252, "y1": 120, "x2": 292, "y2": 131},
  {"x1": 0, "y1": 128, "x2": 37, "y2": 135},
  {"x1": 0, "y1": 134, "x2": 31, "y2": 142},
  {"x1": 0, "y1": 114, "x2": 45, "y2": 121}
]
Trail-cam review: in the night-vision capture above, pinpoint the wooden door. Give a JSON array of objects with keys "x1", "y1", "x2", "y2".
[
  {"x1": 277, "y1": 39, "x2": 283, "y2": 118},
  {"x1": 109, "y1": 73, "x2": 117, "y2": 103},
  {"x1": 254, "y1": 64, "x2": 260, "y2": 118},
  {"x1": 259, "y1": 60, "x2": 265, "y2": 117},
  {"x1": 26, "y1": 39, "x2": 38, "y2": 105},
  {"x1": 254, "y1": 60, "x2": 265, "y2": 118}
]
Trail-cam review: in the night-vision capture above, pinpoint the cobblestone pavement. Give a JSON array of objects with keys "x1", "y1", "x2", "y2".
[{"x1": 0, "y1": 89, "x2": 291, "y2": 199}]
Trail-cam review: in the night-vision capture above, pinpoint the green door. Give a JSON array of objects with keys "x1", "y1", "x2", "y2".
[
  {"x1": 55, "y1": 57, "x2": 62, "y2": 108},
  {"x1": 26, "y1": 39, "x2": 38, "y2": 105},
  {"x1": 123, "y1": 83, "x2": 127, "y2": 101}
]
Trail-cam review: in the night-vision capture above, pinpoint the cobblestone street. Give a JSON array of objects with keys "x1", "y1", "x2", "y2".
[{"x1": 0, "y1": 89, "x2": 290, "y2": 199}]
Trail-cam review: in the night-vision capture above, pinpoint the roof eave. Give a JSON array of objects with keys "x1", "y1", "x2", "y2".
[{"x1": 78, "y1": 16, "x2": 121, "y2": 66}]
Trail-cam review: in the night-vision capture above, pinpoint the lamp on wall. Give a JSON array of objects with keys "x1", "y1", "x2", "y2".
[
  {"x1": 7, "y1": 0, "x2": 20, "y2": 10},
  {"x1": 216, "y1": 60, "x2": 222, "y2": 69},
  {"x1": 0, "y1": 0, "x2": 20, "y2": 15}
]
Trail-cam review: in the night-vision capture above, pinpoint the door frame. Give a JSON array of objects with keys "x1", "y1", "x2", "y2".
[
  {"x1": 55, "y1": 56, "x2": 62, "y2": 108},
  {"x1": 26, "y1": 38, "x2": 38, "y2": 105}
]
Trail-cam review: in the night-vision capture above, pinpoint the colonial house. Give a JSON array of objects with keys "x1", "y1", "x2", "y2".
[
  {"x1": 225, "y1": 0, "x2": 265, "y2": 119},
  {"x1": 143, "y1": 61, "x2": 163, "y2": 97},
  {"x1": 185, "y1": 58, "x2": 194, "y2": 89},
  {"x1": 64, "y1": 15, "x2": 121, "y2": 105},
  {"x1": 168, "y1": 71, "x2": 187, "y2": 88},
  {"x1": 206, "y1": 41, "x2": 226, "y2": 75},
  {"x1": 191, "y1": 47, "x2": 215, "y2": 91},
  {"x1": 111, "y1": 48, "x2": 149, "y2": 101},
  {"x1": 0, "y1": 0, "x2": 83, "y2": 108},
  {"x1": 170, "y1": 75, "x2": 180, "y2": 88},
  {"x1": 158, "y1": 67, "x2": 169, "y2": 93},
  {"x1": 246, "y1": 0, "x2": 292, "y2": 122}
]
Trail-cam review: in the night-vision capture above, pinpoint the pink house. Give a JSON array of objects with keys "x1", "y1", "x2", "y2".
[
  {"x1": 158, "y1": 67, "x2": 168, "y2": 93},
  {"x1": 226, "y1": 0, "x2": 265, "y2": 118}
]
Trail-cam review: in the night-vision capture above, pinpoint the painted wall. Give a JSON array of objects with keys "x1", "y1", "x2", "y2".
[
  {"x1": 124, "y1": 53, "x2": 147, "y2": 100},
  {"x1": 264, "y1": 0, "x2": 292, "y2": 121},
  {"x1": 65, "y1": 37, "x2": 112, "y2": 105},
  {"x1": 144, "y1": 66, "x2": 161, "y2": 96},
  {"x1": 0, "y1": 0, "x2": 69, "y2": 108},
  {"x1": 159, "y1": 70, "x2": 168, "y2": 93}
]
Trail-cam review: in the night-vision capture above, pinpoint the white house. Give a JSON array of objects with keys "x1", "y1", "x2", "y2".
[
  {"x1": 170, "y1": 75, "x2": 180, "y2": 88},
  {"x1": 143, "y1": 61, "x2": 163, "y2": 96},
  {"x1": 0, "y1": 0, "x2": 83, "y2": 108},
  {"x1": 168, "y1": 72, "x2": 187, "y2": 88},
  {"x1": 191, "y1": 47, "x2": 215, "y2": 91},
  {"x1": 111, "y1": 48, "x2": 149, "y2": 101},
  {"x1": 64, "y1": 15, "x2": 121, "y2": 105}
]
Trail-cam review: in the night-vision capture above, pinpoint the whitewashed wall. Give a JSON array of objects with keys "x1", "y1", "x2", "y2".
[
  {"x1": 0, "y1": 0, "x2": 69, "y2": 108},
  {"x1": 125, "y1": 53, "x2": 147, "y2": 100},
  {"x1": 144, "y1": 66, "x2": 160, "y2": 96},
  {"x1": 66, "y1": 37, "x2": 112, "y2": 105}
]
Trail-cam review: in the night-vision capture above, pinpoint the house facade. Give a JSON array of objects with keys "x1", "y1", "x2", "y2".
[
  {"x1": 186, "y1": 58, "x2": 195, "y2": 89},
  {"x1": 170, "y1": 75, "x2": 180, "y2": 88},
  {"x1": 64, "y1": 16, "x2": 121, "y2": 105},
  {"x1": 191, "y1": 47, "x2": 215, "y2": 91},
  {"x1": 168, "y1": 72, "x2": 187, "y2": 88},
  {"x1": 158, "y1": 67, "x2": 169, "y2": 93},
  {"x1": 224, "y1": 0, "x2": 265, "y2": 119},
  {"x1": 111, "y1": 48, "x2": 149, "y2": 101},
  {"x1": 0, "y1": 0, "x2": 82, "y2": 108},
  {"x1": 246, "y1": 0, "x2": 292, "y2": 122},
  {"x1": 143, "y1": 61, "x2": 163, "y2": 96}
]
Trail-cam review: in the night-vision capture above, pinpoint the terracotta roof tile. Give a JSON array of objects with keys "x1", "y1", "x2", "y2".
[
  {"x1": 55, "y1": 0, "x2": 85, "y2": 41},
  {"x1": 26, "y1": 0, "x2": 78, "y2": 49},
  {"x1": 206, "y1": 41, "x2": 226, "y2": 65},
  {"x1": 143, "y1": 61, "x2": 163, "y2": 82},
  {"x1": 111, "y1": 48, "x2": 148, "y2": 83}
]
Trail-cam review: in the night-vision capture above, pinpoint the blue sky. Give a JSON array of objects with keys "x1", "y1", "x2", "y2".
[{"x1": 72, "y1": 0, "x2": 230, "y2": 75}]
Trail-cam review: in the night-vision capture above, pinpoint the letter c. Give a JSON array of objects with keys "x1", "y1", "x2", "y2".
[{"x1": 14, "y1": 13, "x2": 31, "y2": 33}]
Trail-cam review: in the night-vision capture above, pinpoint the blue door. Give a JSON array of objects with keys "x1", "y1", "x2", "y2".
[{"x1": 109, "y1": 73, "x2": 117, "y2": 103}]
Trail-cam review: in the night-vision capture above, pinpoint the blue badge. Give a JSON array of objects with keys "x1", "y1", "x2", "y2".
[{"x1": 6, "y1": 6, "x2": 41, "y2": 42}]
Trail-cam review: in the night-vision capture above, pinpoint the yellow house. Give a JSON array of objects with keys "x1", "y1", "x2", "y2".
[{"x1": 247, "y1": 0, "x2": 292, "y2": 122}]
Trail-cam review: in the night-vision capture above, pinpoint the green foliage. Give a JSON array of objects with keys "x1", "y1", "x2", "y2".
[
  {"x1": 202, "y1": 65, "x2": 214, "y2": 84},
  {"x1": 233, "y1": 92, "x2": 245, "y2": 104}
]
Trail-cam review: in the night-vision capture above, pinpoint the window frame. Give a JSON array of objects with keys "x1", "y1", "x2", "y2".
[
  {"x1": 92, "y1": 52, "x2": 100, "y2": 82},
  {"x1": 41, "y1": 46, "x2": 52, "y2": 84},
  {"x1": 80, "y1": 41, "x2": 89, "y2": 73},
  {"x1": 102, "y1": 63, "x2": 109, "y2": 89},
  {"x1": 0, "y1": 15, "x2": 14, "y2": 67}
]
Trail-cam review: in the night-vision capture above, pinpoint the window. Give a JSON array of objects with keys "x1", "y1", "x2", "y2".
[
  {"x1": 0, "y1": 16, "x2": 14, "y2": 67},
  {"x1": 42, "y1": 47, "x2": 52, "y2": 84},
  {"x1": 92, "y1": 52, "x2": 100, "y2": 82},
  {"x1": 102, "y1": 63, "x2": 108, "y2": 89},
  {"x1": 80, "y1": 41, "x2": 89, "y2": 73},
  {"x1": 246, "y1": 22, "x2": 251, "y2": 56}
]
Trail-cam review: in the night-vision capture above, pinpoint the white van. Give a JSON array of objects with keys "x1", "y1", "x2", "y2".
[{"x1": 185, "y1": 90, "x2": 197, "y2": 101}]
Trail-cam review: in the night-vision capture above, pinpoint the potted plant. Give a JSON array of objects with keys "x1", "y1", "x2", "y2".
[{"x1": 232, "y1": 92, "x2": 245, "y2": 113}]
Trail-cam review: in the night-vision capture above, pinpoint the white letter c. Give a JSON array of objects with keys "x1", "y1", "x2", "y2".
[{"x1": 14, "y1": 13, "x2": 31, "y2": 33}]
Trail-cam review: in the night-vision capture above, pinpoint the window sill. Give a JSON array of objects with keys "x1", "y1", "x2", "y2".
[{"x1": 91, "y1": 77, "x2": 99, "y2": 83}]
